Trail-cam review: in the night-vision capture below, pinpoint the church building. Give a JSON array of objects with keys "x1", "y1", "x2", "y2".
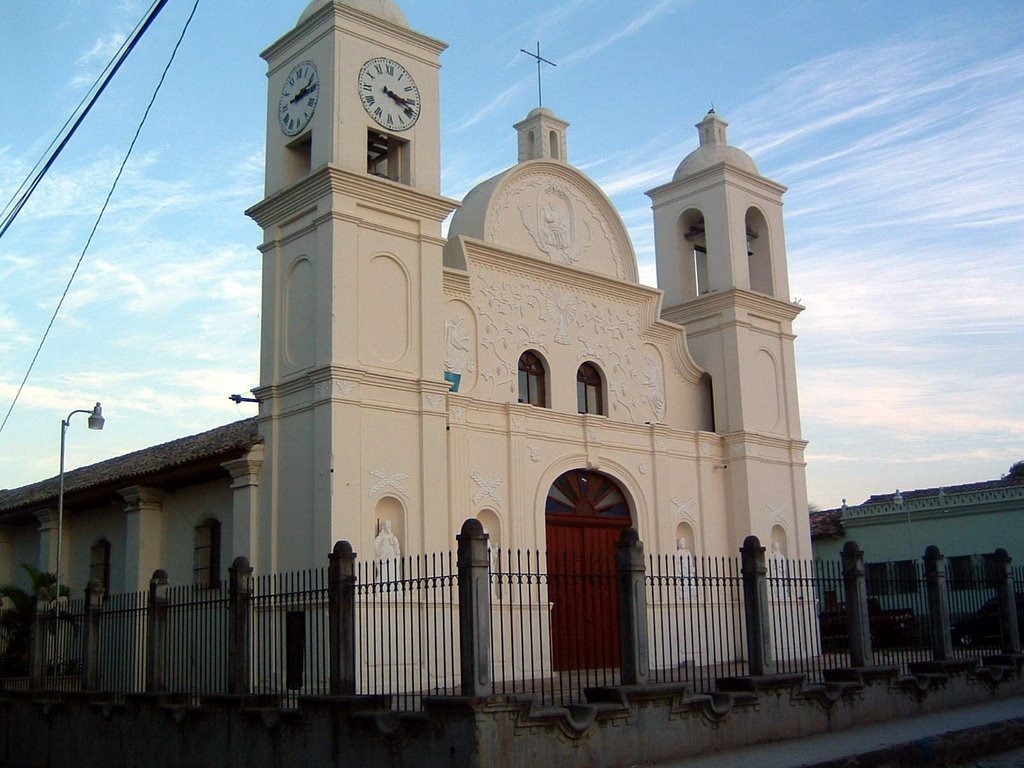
[{"x1": 0, "y1": 0, "x2": 811, "y2": 597}]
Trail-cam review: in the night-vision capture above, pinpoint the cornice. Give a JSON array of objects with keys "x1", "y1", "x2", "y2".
[
  {"x1": 246, "y1": 166, "x2": 459, "y2": 230},
  {"x1": 262, "y1": 4, "x2": 447, "y2": 67},
  {"x1": 663, "y1": 289, "x2": 803, "y2": 326},
  {"x1": 647, "y1": 162, "x2": 787, "y2": 204},
  {"x1": 460, "y1": 236, "x2": 661, "y2": 317},
  {"x1": 842, "y1": 485, "x2": 1024, "y2": 525},
  {"x1": 442, "y1": 267, "x2": 472, "y2": 298}
]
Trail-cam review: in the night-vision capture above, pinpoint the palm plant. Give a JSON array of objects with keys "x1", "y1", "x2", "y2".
[{"x1": 0, "y1": 564, "x2": 69, "y2": 676}]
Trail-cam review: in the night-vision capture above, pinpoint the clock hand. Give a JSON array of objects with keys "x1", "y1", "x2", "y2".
[
  {"x1": 382, "y1": 86, "x2": 412, "y2": 106},
  {"x1": 291, "y1": 81, "x2": 315, "y2": 103}
]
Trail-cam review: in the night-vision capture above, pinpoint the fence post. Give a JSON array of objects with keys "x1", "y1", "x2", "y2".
[
  {"x1": 145, "y1": 569, "x2": 168, "y2": 693},
  {"x1": 457, "y1": 518, "x2": 491, "y2": 697},
  {"x1": 841, "y1": 541, "x2": 873, "y2": 667},
  {"x1": 228, "y1": 557, "x2": 253, "y2": 694},
  {"x1": 329, "y1": 541, "x2": 357, "y2": 695},
  {"x1": 28, "y1": 588, "x2": 47, "y2": 690},
  {"x1": 81, "y1": 579, "x2": 105, "y2": 691},
  {"x1": 992, "y1": 548, "x2": 1020, "y2": 655},
  {"x1": 741, "y1": 535, "x2": 775, "y2": 676},
  {"x1": 923, "y1": 546, "x2": 953, "y2": 662},
  {"x1": 617, "y1": 528, "x2": 649, "y2": 685}
]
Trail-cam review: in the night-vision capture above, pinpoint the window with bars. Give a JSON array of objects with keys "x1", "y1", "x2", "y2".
[
  {"x1": 194, "y1": 519, "x2": 222, "y2": 589},
  {"x1": 89, "y1": 539, "x2": 111, "y2": 593}
]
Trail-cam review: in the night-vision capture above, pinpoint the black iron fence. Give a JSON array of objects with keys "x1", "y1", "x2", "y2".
[{"x1": 3, "y1": 527, "x2": 1022, "y2": 711}]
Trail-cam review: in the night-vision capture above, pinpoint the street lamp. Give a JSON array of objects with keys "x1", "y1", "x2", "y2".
[
  {"x1": 54, "y1": 402, "x2": 105, "y2": 611},
  {"x1": 893, "y1": 489, "x2": 911, "y2": 560}
]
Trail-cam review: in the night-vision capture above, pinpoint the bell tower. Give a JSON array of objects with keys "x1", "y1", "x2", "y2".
[
  {"x1": 246, "y1": 0, "x2": 458, "y2": 572},
  {"x1": 647, "y1": 111, "x2": 811, "y2": 557}
]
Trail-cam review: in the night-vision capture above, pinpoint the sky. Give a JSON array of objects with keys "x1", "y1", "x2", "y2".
[{"x1": 0, "y1": 0, "x2": 1021, "y2": 510}]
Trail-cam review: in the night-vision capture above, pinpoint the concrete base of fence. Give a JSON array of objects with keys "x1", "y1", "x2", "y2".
[{"x1": 3, "y1": 660, "x2": 1024, "y2": 768}]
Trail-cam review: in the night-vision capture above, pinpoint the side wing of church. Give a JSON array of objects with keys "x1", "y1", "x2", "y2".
[{"x1": 0, "y1": 0, "x2": 810, "y2": 596}]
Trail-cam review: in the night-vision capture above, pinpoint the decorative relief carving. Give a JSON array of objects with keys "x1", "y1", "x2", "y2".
[
  {"x1": 541, "y1": 287, "x2": 576, "y2": 345},
  {"x1": 425, "y1": 394, "x2": 444, "y2": 411},
  {"x1": 443, "y1": 314, "x2": 475, "y2": 375},
  {"x1": 609, "y1": 347, "x2": 665, "y2": 423},
  {"x1": 314, "y1": 381, "x2": 331, "y2": 399},
  {"x1": 638, "y1": 463, "x2": 648, "y2": 475},
  {"x1": 654, "y1": 436, "x2": 668, "y2": 451},
  {"x1": 368, "y1": 469, "x2": 410, "y2": 499},
  {"x1": 529, "y1": 447, "x2": 541, "y2": 462},
  {"x1": 450, "y1": 407, "x2": 466, "y2": 423},
  {"x1": 336, "y1": 380, "x2": 357, "y2": 397},
  {"x1": 586, "y1": 426, "x2": 602, "y2": 443},
  {"x1": 766, "y1": 502, "x2": 790, "y2": 527},
  {"x1": 510, "y1": 414, "x2": 525, "y2": 431},
  {"x1": 519, "y1": 183, "x2": 591, "y2": 267},
  {"x1": 672, "y1": 497, "x2": 696, "y2": 520},
  {"x1": 471, "y1": 474, "x2": 503, "y2": 508},
  {"x1": 474, "y1": 271, "x2": 641, "y2": 401},
  {"x1": 487, "y1": 171, "x2": 631, "y2": 280}
]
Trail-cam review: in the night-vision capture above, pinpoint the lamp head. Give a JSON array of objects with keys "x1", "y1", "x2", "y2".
[
  {"x1": 87, "y1": 402, "x2": 105, "y2": 431},
  {"x1": 893, "y1": 489, "x2": 903, "y2": 506}
]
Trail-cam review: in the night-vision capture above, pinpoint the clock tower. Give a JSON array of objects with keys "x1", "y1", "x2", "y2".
[{"x1": 246, "y1": 0, "x2": 458, "y2": 572}]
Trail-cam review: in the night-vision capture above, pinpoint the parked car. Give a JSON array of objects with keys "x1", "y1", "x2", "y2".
[
  {"x1": 819, "y1": 598, "x2": 915, "y2": 647},
  {"x1": 952, "y1": 593, "x2": 1024, "y2": 648}
]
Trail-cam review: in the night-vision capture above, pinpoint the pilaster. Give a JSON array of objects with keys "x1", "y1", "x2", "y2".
[
  {"x1": 119, "y1": 486, "x2": 165, "y2": 591},
  {"x1": 222, "y1": 445, "x2": 265, "y2": 572},
  {"x1": 33, "y1": 508, "x2": 62, "y2": 576}
]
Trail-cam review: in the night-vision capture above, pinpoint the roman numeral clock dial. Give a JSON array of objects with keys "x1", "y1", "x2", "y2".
[
  {"x1": 358, "y1": 57, "x2": 421, "y2": 131},
  {"x1": 278, "y1": 60, "x2": 319, "y2": 136}
]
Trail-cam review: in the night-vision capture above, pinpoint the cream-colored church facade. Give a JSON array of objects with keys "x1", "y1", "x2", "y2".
[{"x1": 0, "y1": 0, "x2": 810, "y2": 595}]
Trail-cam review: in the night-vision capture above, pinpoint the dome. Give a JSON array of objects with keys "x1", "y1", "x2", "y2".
[
  {"x1": 298, "y1": 0, "x2": 409, "y2": 27},
  {"x1": 673, "y1": 111, "x2": 759, "y2": 180}
]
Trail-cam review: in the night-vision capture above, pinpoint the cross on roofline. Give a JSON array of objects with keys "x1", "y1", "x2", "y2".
[{"x1": 520, "y1": 42, "x2": 557, "y2": 108}]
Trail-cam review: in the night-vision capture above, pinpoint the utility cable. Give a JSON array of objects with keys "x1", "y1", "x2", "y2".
[
  {"x1": 0, "y1": 0, "x2": 202, "y2": 438},
  {"x1": 0, "y1": 0, "x2": 169, "y2": 242},
  {"x1": 0, "y1": 21, "x2": 138, "y2": 229}
]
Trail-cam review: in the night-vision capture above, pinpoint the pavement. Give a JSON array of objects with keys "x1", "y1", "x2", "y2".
[{"x1": 647, "y1": 694, "x2": 1024, "y2": 767}]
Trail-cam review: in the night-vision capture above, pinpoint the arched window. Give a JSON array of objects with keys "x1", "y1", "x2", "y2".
[
  {"x1": 518, "y1": 350, "x2": 547, "y2": 407},
  {"x1": 89, "y1": 539, "x2": 111, "y2": 592},
  {"x1": 194, "y1": 518, "x2": 221, "y2": 589},
  {"x1": 549, "y1": 130, "x2": 560, "y2": 160},
  {"x1": 576, "y1": 362, "x2": 604, "y2": 415}
]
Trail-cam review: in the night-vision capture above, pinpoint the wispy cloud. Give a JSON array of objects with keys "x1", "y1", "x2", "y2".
[{"x1": 561, "y1": 0, "x2": 686, "y2": 66}]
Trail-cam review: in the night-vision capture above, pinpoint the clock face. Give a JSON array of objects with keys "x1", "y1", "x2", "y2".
[
  {"x1": 357, "y1": 57, "x2": 421, "y2": 132},
  {"x1": 279, "y1": 60, "x2": 320, "y2": 136}
]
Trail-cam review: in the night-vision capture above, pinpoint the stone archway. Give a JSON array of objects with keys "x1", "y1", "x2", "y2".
[{"x1": 545, "y1": 469, "x2": 632, "y2": 671}]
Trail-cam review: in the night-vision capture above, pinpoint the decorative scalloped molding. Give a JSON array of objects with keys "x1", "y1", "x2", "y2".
[{"x1": 367, "y1": 469, "x2": 410, "y2": 499}]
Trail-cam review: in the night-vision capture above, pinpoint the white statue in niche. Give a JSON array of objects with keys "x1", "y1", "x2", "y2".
[
  {"x1": 444, "y1": 314, "x2": 475, "y2": 375},
  {"x1": 676, "y1": 537, "x2": 695, "y2": 596},
  {"x1": 540, "y1": 199, "x2": 571, "y2": 251},
  {"x1": 375, "y1": 521, "x2": 402, "y2": 581},
  {"x1": 770, "y1": 541, "x2": 789, "y2": 596}
]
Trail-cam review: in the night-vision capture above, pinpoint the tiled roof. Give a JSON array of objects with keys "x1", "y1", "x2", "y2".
[
  {"x1": 809, "y1": 508, "x2": 844, "y2": 539},
  {"x1": 0, "y1": 419, "x2": 261, "y2": 514}
]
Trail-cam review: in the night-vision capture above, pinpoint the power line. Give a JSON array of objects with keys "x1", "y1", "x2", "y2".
[
  {"x1": 0, "y1": 0, "x2": 202, "y2": 439},
  {"x1": 0, "y1": 0, "x2": 170, "y2": 242}
]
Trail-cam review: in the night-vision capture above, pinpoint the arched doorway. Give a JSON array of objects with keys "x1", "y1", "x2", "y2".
[{"x1": 545, "y1": 469, "x2": 632, "y2": 670}]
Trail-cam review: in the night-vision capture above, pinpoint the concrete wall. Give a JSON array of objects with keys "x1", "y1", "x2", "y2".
[{"x1": 3, "y1": 661, "x2": 1023, "y2": 768}]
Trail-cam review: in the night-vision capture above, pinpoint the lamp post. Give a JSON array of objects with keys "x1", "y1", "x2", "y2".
[
  {"x1": 893, "y1": 489, "x2": 911, "y2": 560},
  {"x1": 54, "y1": 402, "x2": 105, "y2": 612}
]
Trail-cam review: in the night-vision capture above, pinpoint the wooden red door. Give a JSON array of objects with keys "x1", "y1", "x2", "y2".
[{"x1": 545, "y1": 470, "x2": 631, "y2": 671}]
